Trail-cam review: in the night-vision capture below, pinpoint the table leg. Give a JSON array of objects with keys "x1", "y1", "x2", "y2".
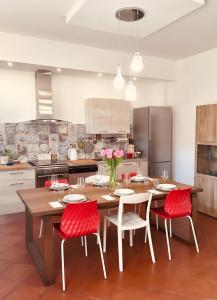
[{"x1": 25, "y1": 208, "x2": 55, "y2": 285}]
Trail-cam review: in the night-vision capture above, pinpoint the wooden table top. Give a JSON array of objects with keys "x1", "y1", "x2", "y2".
[{"x1": 17, "y1": 180, "x2": 202, "y2": 218}]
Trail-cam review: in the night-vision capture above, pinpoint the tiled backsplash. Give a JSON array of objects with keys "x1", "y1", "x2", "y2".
[{"x1": 0, "y1": 122, "x2": 129, "y2": 161}]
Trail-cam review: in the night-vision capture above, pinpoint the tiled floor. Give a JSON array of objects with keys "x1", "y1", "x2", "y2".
[{"x1": 0, "y1": 212, "x2": 217, "y2": 300}]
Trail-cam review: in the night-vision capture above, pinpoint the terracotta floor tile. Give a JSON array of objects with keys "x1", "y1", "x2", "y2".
[
  {"x1": 3, "y1": 271, "x2": 47, "y2": 300},
  {"x1": 0, "y1": 212, "x2": 216, "y2": 300},
  {"x1": 0, "y1": 260, "x2": 13, "y2": 274},
  {"x1": 0, "y1": 278, "x2": 18, "y2": 299},
  {"x1": 1, "y1": 262, "x2": 35, "y2": 282}
]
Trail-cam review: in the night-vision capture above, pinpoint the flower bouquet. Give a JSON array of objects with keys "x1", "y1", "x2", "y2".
[{"x1": 100, "y1": 148, "x2": 124, "y2": 190}]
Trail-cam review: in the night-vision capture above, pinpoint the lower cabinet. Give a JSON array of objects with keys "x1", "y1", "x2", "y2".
[
  {"x1": 195, "y1": 174, "x2": 217, "y2": 218},
  {"x1": 0, "y1": 169, "x2": 35, "y2": 215},
  {"x1": 97, "y1": 160, "x2": 148, "y2": 179}
]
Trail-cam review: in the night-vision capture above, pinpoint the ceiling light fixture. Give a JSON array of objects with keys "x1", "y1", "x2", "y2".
[
  {"x1": 56, "y1": 68, "x2": 61, "y2": 72},
  {"x1": 97, "y1": 72, "x2": 103, "y2": 77},
  {"x1": 126, "y1": 80, "x2": 136, "y2": 102},
  {"x1": 7, "y1": 62, "x2": 13, "y2": 67},
  {"x1": 113, "y1": 65, "x2": 125, "y2": 90}
]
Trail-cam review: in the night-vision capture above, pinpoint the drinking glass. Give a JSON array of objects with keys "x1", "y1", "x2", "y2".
[
  {"x1": 51, "y1": 174, "x2": 58, "y2": 187},
  {"x1": 162, "y1": 170, "x2": 169, "y2": 183},
  {"x1": 153, "y1": 178, "x2": 160, "y2": 189},
  {"x1": 77, "y1": 177, "x2": 85, "y2": 190},
  {"x1": 123, "y1": 173, "x2": 130, "y2": 186}
]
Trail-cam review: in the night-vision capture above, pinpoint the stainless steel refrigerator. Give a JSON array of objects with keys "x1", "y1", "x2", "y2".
[{"x1": 133, "y1": 106, "x2": 172, "y2": 178}]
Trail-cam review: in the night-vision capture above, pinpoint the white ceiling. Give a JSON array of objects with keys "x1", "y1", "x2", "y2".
[{"x1": 0, "y1": 0, "x2": 216, "y2": 59}]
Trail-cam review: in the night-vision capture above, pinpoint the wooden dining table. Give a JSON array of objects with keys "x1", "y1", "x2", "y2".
[{"x1": 17, "y1": 180, "x2": 202, "y2": 286}]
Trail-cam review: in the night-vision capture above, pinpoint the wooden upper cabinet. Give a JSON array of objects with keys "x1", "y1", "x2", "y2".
[
  {"x1": 86, "y1": 98, "x2": 130, "y2": 134},
  {"x1": 196, "y1": 104, "x2": 217, "y2": 143},
  {"x1": 85, "y1": 99, "x2": 111, "y2": 134},
  {"x1": 111, "y1": 100, "x2": 131, "y2": 134}
]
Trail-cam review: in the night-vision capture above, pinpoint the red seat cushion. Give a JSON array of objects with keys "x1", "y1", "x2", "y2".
[{"x1": 151, "y1": 206, "x2": 189, "y2": 219}]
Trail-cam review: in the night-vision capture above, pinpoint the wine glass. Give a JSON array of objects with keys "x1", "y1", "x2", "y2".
[
  {"x1": 162, "y1": 170, "x2": 168, "y2": 183},
  {"x1": 77, "y1": 177, "x2": 85, "y2": 190},
  {"x1": 153, "y1": 178, "x2": 160, "y2": 189},
  {"x1": 51, "y1": 174, "x2": 58, "y2": 187},
  {"x1": 123, "y1": 173, "x2": 130, "y2": 186}
]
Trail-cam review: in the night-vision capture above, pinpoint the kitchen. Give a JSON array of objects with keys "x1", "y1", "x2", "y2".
[{"x1": 0, "y1": 0, "x2": 217, "y2": 299}]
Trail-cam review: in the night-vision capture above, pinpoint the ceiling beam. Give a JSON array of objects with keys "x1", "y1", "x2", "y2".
[{"x1": 66, "y1": 0, "x2": 87, "y2": 24}]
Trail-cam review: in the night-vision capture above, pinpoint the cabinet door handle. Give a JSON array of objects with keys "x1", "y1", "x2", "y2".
[
  {"x1": 118, "y1": 130, "x2": 126, "y2": 133},
  {"x1": 10, "y1": 182, "x2": 24, "y2": 186},
  {"x1": 9, "y1": 171, "x2": 23, "y2": 175},
  {"x1": 98, "y1": 131, "x2": 108, "y2": 133},
  {"x1": 122, "y1": 163, "x2": 133, "y2": 166}
]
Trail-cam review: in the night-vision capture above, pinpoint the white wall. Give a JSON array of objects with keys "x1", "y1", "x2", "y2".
[
  {"x1": 0, "y1": 32, "x2": 177, "y2": 81},
  {"x1": 52, "y1": 75, "x2": 167, "y2": 123},
  {"x1": 0, "y1": 69, "x2": 36, "y2": 122},
  {"x1": 167, "y1": 47, "x2": 217, "y2": 185},
  {"x1": 0, "y1": 68, "x2": 166, "y2": 123}
]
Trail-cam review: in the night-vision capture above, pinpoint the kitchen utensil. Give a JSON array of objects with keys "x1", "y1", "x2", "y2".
[
  {"x1": 84, "y1": 140, "x2": 95, "y2": 154},
  {"x1": 133, "y1": 151, "x2": 142, "y2": 158}
]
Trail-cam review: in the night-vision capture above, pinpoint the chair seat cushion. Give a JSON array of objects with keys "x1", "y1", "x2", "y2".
[
  {"x1": 107, "y1": 212, "x2": 148, "y2": 230},
  {"x1": 151, "y1": 207, "x2": 189, "y2": 219}
]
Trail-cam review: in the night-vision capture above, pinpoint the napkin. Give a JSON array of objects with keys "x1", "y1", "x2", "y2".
[
  {"x1": 102, "y1": 195, "x2": 115, "y2": 201},
  {"x1": 147, "y1": 189, "x2": 164, "y2": 195},
  {"x1": 49, "y1": 201, "x2": 63, "y2": 208}
]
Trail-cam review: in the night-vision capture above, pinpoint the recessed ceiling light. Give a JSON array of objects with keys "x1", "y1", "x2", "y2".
[
  {"x1": 133, "y1": 76, "x2": 137, "y2": 81},
  {"x1": 57, "y1": 68, "x2": 61, "y2": 72},
  {"x1": 7, "y1": 62, "x2": 13, "y2": 67},
  {"x1": 97, "y1": 72, "x2": 103, "y2": 77}
]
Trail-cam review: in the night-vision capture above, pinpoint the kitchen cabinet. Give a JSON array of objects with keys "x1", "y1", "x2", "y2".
[
  {"x1": 86, "y1": 98, "x2": 130, "y2": 134},
  {"x1": 195, "y1": 103, "x2": 217, "y2": 218},
  {"x1": 196, "y1": 104, "x2": 217, "y2": 143},
  {"x1": 0, "y1": 169, "x2": 35, "y2": 215},
  {"x1": 195, "y1": 174, "x2": 217, "y2": 218},
  {"x1": 97, "y1": 160, "x2": 148, "y2": 179}
]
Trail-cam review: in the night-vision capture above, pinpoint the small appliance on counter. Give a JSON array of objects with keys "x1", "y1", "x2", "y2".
[{"x1": 68, "y1": 144, "x2": 78, "y2": 161}]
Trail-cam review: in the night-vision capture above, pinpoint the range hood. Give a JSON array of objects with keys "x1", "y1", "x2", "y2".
[{"x1": 30, "y1": 69, "x2": 66, "y2": 123}]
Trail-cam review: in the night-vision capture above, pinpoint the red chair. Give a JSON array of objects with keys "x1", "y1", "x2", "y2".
[
  {"x1": 44, "y1": 178, "x2": 69, "y2": 188},
  {"x1": 150, "y1": 188, "x2": 199, "y2": 260},
  {"x1": 39, "y1": 178, "x2": 69, "y2": 239},
  {"x1": 53, "y1": 200, "x2": 107, "y2": 291}
]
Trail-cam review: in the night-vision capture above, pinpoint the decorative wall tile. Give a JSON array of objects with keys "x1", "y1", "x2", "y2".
[{"x1": 38, "y1": 124, "x2": 49, "y2": 134}]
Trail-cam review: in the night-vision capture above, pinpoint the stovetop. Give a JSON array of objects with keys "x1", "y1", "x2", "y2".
[{"x1": 29, "y1": 160, "x2": 68, "y2": 167}]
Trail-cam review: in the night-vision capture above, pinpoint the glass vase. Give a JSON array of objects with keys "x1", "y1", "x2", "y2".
[{"x1": 109, "y1": 167, "x2": 117, "y2": 190}]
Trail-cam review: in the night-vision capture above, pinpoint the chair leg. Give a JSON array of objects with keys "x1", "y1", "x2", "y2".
[
  {"x1": 164, "y1": 219, "x2": 171, "y2": 260},
  {"x1": 154, "y1": 201, "x2": 159, "y2": 230},
  {"x1": 144, "y1": 227, "x2": 148, "y2": 244},
  {"x1": 147, "y1": 226, "x2": 156, "y2": 263},
  {"x1": 129, "y1": 230, "x2": 133, "y2": 247},
  {"x1": 61, "y1": 240, "x2": 66, "y2": 291},
  {"x1": 94, "y1": 233, "x2": 107, "y2": 279},
  {"x1": 187, "y1": 216, "x2": 199, "y2": 253},
  {"x1": 84, "y1": 236, "x2": 88, "y2": 257},
  {"x1": 103, "y1": 217, "x2": 107, "y2": 253},
  {"x1": 39, "y1": 219, "x2": 43, "y2": 239},
  {"x1": 169, "y1": 219, "x2": 172, "y2": 238},
  {"x1": 97, "y1": 225, "x2": 100, "y2": 245},
  {"x1": 81, "y1": 236, "x2": 84, "y2": 246},
  {"x1": 117, "y1": 229, "x2": 123, "y2": 272}
]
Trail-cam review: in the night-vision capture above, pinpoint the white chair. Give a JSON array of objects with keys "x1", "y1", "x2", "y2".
[{"x1": 103, "y1": 193, "x2": 156, "y2": 272}]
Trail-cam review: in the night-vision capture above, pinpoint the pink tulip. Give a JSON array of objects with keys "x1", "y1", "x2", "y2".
[
  {"x1": 114, "y1": 150, "x2": 124, "y2": 158},
  {"x1": 100, "y1": 149, "x2": 106, "y2": 157},
  {"x1": 106, "y1": 149, "x2": 113, "y2": 159}
]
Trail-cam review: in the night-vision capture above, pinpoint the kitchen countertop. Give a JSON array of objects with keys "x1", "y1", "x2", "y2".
[
  {"x1": 0, "y1": 162, "x2": 34, "y2": 172},
  {"x1": 95, "y1": 158, "x2": 148, "y2": 164}
]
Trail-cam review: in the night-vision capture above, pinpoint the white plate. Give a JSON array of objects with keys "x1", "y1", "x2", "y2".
[
  {"x1": 63, "y1": 194, "x2": 86, "y2": 203},
  {"x1": 156, "y1": 184, "x2": 176, "y2": 191},
  {"x1": 114, "y1": 188, "x2": 135, "y2": 196},
  {"x1": 50, "y1": 183, "x2": 70, "y2": 191},
  {"x1": 85, "y1": 175, "x2": 109, "y2": 186},
  {"x1": 131, "y1": 175, "x2": 147, "y2": 182}
]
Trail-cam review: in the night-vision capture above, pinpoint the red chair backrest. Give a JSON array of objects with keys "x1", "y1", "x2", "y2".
[
  {"x1": 164, "y1": 188, "x2": 192, "y2": 218},
  {"x1": 60, "y1": 201, "x2": 99, "y2": 238},
  {"x1": 45, "y1": 178, "x2": 69, "y2": 188},
  {"x1": 121, "y1": 172, "x2": 137, "y2": 180}
]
